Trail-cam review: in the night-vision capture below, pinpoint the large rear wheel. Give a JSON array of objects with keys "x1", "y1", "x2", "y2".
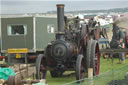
[{"x1": 90, "y1": 40, "x2": 100, "y2": 76}]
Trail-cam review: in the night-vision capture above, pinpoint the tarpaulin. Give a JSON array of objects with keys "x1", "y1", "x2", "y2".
[{"x1": 0, "y1": 68, "x2": 15, "y2": 80}]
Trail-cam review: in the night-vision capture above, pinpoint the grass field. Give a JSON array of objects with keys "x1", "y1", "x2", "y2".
[{"x1": 46, "y1": 57, "x2": 128, "y2": 85}]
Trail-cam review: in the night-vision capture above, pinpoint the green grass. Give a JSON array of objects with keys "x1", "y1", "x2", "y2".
[
  {"x1": 46, "y1": 71, "x2": 76, "y2": 85},
  {"x1": 92, "y1": 57, "x2": 128, "y2": 85},
  {"x1": 45, "y1": 57, "x2": 128, "y2": 85},
  {"x1": 100, "y1": 57, "x2": 128, "y2": 73}
]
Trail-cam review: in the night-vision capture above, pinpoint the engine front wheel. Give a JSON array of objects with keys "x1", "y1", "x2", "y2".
[
  {"x1": 36, "y1": 54, "x2": 47, "y2": 79},
  {"x1": 76, "y1": 55, "x2": 86, "y2": 82}
]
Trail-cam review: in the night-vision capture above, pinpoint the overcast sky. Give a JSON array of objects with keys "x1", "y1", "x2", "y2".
[{"x1": 0, "y1": 0, "x2": 128, "y2": 14}]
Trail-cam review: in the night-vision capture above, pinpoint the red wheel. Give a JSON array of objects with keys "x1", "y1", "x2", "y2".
[
  {"x1": 90, "y1": 40, "x2": 100, "y2": 76},
  {"x1": 76, "y1": 55, "x2": 86, "y2": 82}
]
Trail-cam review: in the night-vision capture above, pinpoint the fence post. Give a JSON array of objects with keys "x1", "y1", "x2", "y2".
[{"x1": 88, "y1": 68, "x2": 93, "y2": 85}]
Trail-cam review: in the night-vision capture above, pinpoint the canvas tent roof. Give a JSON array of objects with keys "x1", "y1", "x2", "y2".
[{"x1": 114, "y1": 15, "x2": 128, "y2": 30}]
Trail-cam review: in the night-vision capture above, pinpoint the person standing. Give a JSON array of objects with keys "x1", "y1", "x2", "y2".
[{"x1": 119, "y1": 38, "x2": 125, "y2": 64}]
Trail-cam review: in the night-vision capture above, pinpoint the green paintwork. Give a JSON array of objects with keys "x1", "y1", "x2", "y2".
[
  {"x1": 1, "y1": 16, "x2": 57, "y2": 53},
  {"x1": 1, "y1": 17, "x2": 34, "y2": 52},
  {"x1": 35, "y1": 17, "x2": 57, "y2": 51}
]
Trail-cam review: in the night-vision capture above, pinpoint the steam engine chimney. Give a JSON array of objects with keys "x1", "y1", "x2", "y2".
[{"x1": 56, "y1": 4, "x2": 65, "y2": 32}]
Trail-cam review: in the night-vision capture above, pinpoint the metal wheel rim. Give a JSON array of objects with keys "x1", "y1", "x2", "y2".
[
  {"x1": 36, "y1": 54, "x2": 47, "y2": 79},
  {"x1": 80, "y1": 59, "x2": 86, "y2": 79},
  {"x1": 76, "y1": 55, "x2": 86, "y2": 82},
  {"x1": 95, "y1": 45, "x2": 100, "y2": 75},
  {"x1": 90, "y1": 40, "x2": 100, "y2": 76}
]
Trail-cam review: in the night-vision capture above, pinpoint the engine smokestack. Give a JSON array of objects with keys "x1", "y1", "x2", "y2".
[{"x1": 56, "y1": 4, "x2": 65, "y2": 32}]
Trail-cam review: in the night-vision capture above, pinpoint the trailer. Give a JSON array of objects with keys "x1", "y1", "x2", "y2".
[{"x1": 0, "y1": 15, "x2": 57, "y2": 64}]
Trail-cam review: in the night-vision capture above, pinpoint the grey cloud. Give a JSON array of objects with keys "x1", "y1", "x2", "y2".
[{"x1": 1, "y1": 1, "x2": 128, "y2": 14}]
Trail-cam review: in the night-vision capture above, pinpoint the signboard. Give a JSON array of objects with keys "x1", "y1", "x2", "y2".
[{"x1": 8, "y1": 48, "x2": 28, "y2": 53}]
